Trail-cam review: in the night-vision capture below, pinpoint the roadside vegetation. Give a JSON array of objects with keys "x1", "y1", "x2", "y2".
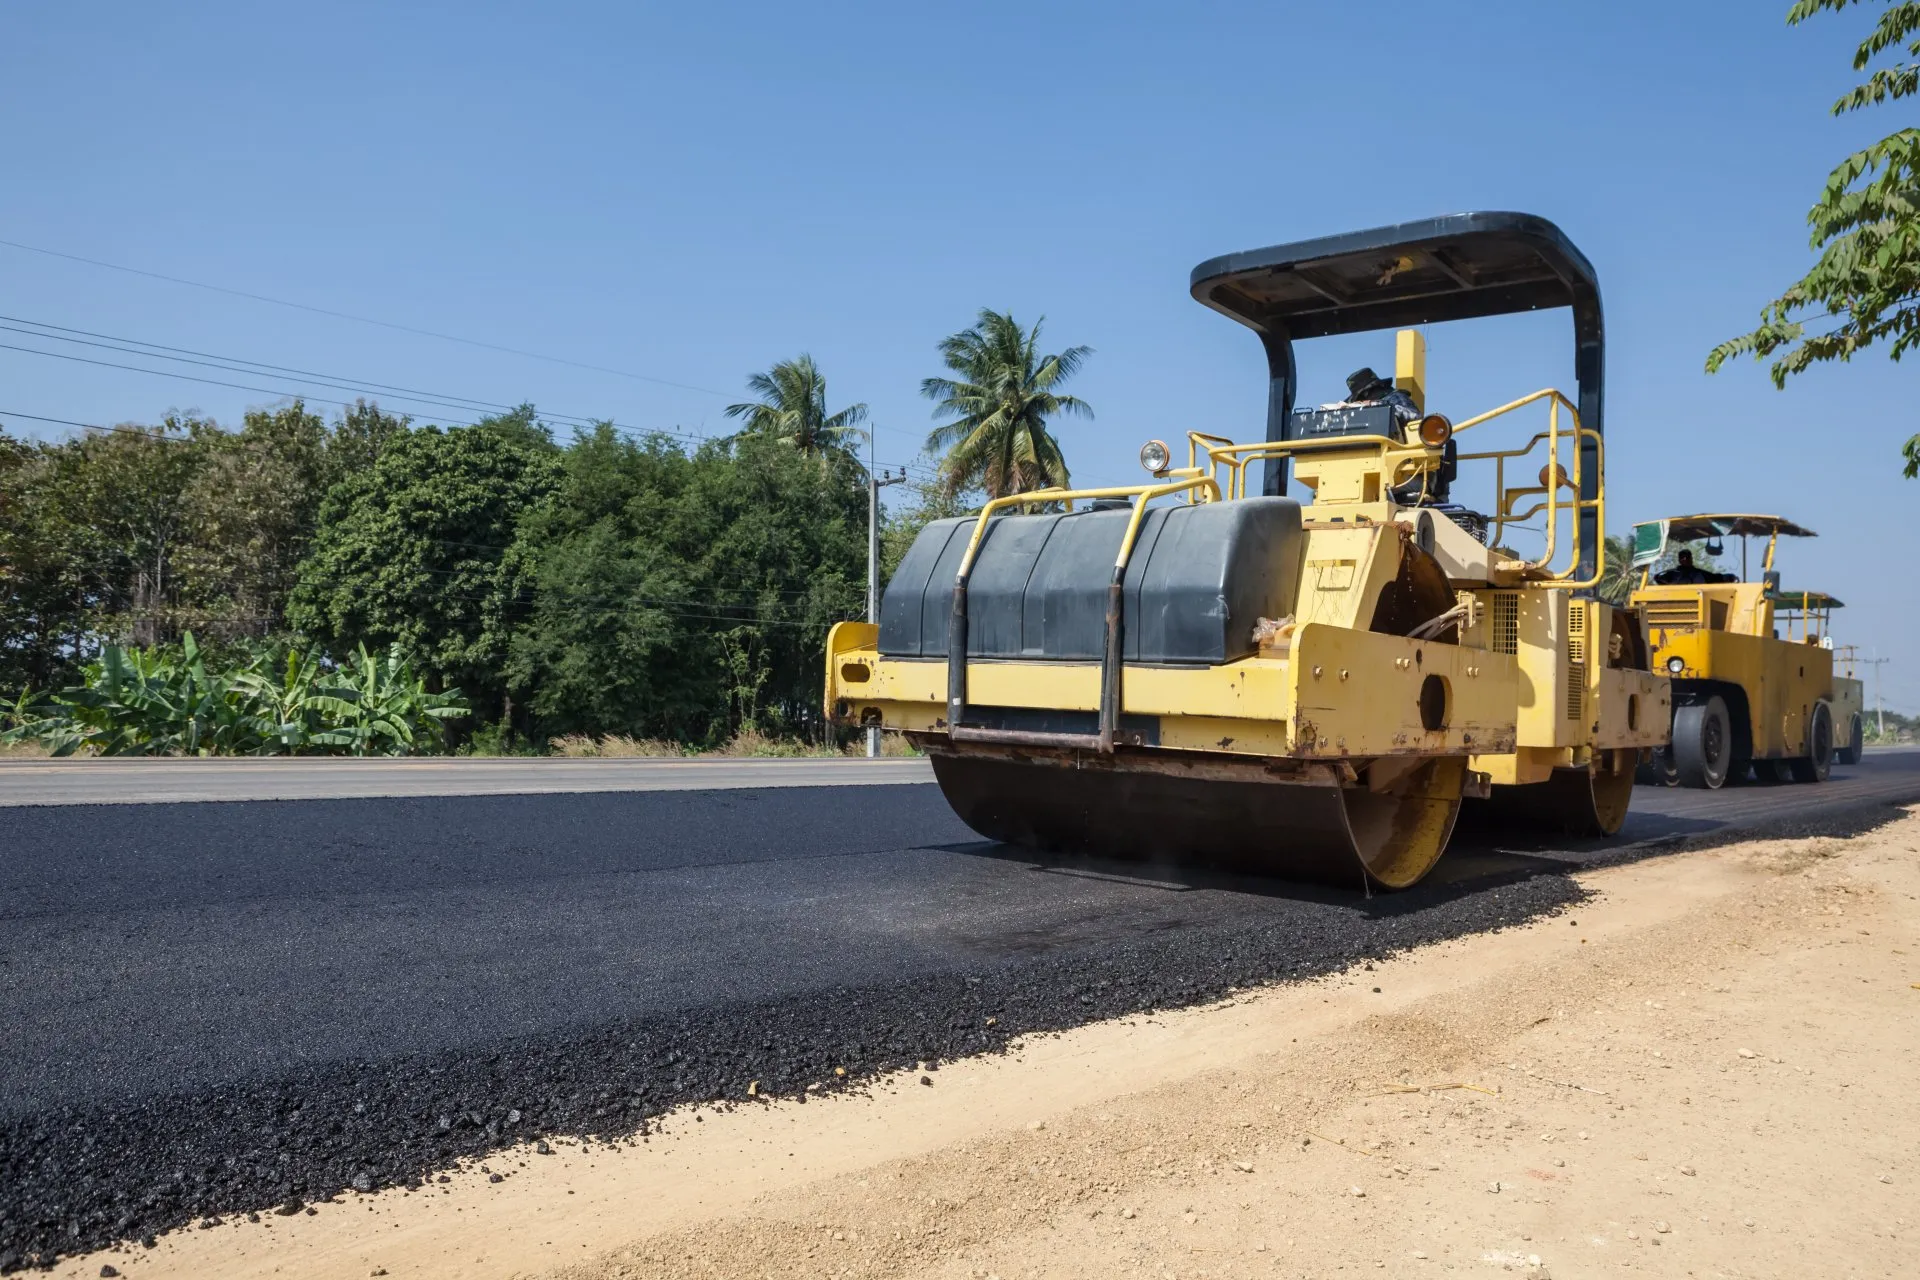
[
  {"x1": 0, "y1": 315, "x2": 1090, "y2": 756},
  {"x1": 1864, "y1": 709, "x2": 1917, "y2": 744},
  {"x1": 1708, "y1": 0, "x2": 1920, "y2": 478},
  {"x1": 1, "y1": 633, "x2": 462, "y2": 757}
]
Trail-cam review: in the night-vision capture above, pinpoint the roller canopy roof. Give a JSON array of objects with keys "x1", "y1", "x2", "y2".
[
  {"x1": 1188, "y1": 212, "x2": 1605, "y2": 587},
  {"x1": 1768, "y1": 589, "x2": 1845, "y2": 610},
  {"x1": 1189, "y1": 212, "x2": 1600, "y2": 339},
  {"x1": 1640, "y1": 514, "x2": 1819, "y2": 542}
]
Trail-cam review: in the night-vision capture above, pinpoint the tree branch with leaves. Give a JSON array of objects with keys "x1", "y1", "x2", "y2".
[
  {"x1": 724, "y1": 355, "x2": 868, "y2": 459},
  {"x1": 1706, "y1": 0, "x2": 1920, "y2": 477},
  {"x1": 922, "y1": 310, "x2": 1092, "y2": 498}
]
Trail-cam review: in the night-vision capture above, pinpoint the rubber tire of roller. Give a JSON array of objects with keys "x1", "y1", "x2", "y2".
[
  {"x1": 1635, "y1": 746, "x2": 1677, "y2": 787},
  {"x1": 1672, "y1": 696, "x2": 1732, "y2": 790},
  {"x1": 1752, "y1": 757, "x2": 1794, "y2": 784},
  {"x1": 1788, "y1": 702, "x2": 1834, "y2": 783},
  {"x1": 1836, "y1": 713, "x2": 1864, "y2": 767}
]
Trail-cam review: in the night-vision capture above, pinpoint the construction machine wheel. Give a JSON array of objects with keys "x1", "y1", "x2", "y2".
[
  {"x1": 1470, "y1": 750, "x2": 1636, "y2": 837},
  {"x1": 1836, "y1": 712, "x2": 1864, "y2": 766},
  {"x1": 1673, "y1": 697, "x2": 1733, "y2": 789},
  {"x1": 928, "y1": 751, "x2": 1466, "y2": 891},
  {"x1": 1636, "y1": 747, "x2": 1677, "y2": 787},
  {"x1": 1752, "y1": 758, "x2": 1793, "y2": 784},
  {"x1": 1788, "y1": 702, "x2": 1834, "y2": 783}
]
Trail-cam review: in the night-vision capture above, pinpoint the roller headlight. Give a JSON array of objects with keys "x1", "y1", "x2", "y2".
[
  {"x1": 1417, "y1": 414, "x2": 1452, "y2": 447},
  {"x1": 1139, "y1": 438, "x2": 1172, "y2": 476},
  {"x1": 1667, "y1": 656, "x2": 1685, "y2": 674}
]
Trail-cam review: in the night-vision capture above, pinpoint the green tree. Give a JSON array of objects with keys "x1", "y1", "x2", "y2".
[
  {"x1": 880, "y1": 469, "x2": 982, "y2": 584},
  {"x1": 503, "y1": 426, "x2": 716, "y2": 741},
  {"x1": 289, "y1": 408, "x2": 562, "y2": 730},
  {"x1": 1597, "y1": 534, "x2": 1639, "y2": 606},
  {"x1": 724, "y1": 354, "x2": 868, "y2": 457},
  {"x1": 1706, "y1": 0, "x2": 1920, "y2": 476},
  {"x1": 176, "y1": 402, "x2": 330, "y2": 637},
  {"x1": 1, "y1": 401, "x2": 413, "y2": 696},
  {"x1": 921, "y1": 309, "x2": 1092, "y2": 498},
  {"x1": 326, "y1": 399, "x2": 411, "y2": 483},
  {"x1": 0, "y1": 419, "x2": 207, "y2": 664},
  {"x1": 505, "y1": 428, "x2": 866, "y2": 745}
]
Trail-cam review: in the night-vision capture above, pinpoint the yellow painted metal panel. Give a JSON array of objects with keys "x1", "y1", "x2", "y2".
[
  {"x1": 1395, "y1": 329, "x2": 1427, "y2": 413},
  {"x1": 829, "y1": 620, "x2": 1523, "y2": 762},
  {"x1": 1593, "y1": 667, "x2": 1671, "y2": 749},
  {"x1": 1289, "y1": 623, "x2": 1518, "y2": 757},
  {"x1": 1472, "y1": 746, "x2": 1565, "y2": 786},
  {"x1": 1512, "y1": 588, "x2": 1576, "y2": 748},
  {"x1": 1648, "y1": 626, "x2": 1837, "y2": 758}
]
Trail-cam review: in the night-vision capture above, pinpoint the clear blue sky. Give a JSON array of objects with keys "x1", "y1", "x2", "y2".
[{"x1": 3, "y1": 0, "x2": 1912, "y2": 709}]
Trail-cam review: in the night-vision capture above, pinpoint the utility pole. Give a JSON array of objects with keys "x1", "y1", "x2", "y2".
[
  {"x1": 1860, "y1": 653, "x2": 1892, "y2": 739},
  {"x1": 866, "y1": 430, "x2": 908, "y2": 758}
]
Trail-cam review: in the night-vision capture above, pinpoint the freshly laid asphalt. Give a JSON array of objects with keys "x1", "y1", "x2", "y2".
[{"x1": 2, "y1": 750, "x2": 1916, "y2": 1270}]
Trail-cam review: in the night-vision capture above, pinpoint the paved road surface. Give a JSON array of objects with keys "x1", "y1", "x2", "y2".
[
  {"x1": 0, "y1": 754, "x2": 931, "y2": 805},
  {"x1": 5, "y1": 749, "x2": 1915, "y2": 1112},
  {"x1": 2, "y1": 750, "x2": 1915, "y2": 1264}
]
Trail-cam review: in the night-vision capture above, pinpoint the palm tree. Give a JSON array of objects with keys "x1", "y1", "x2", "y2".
[
  {"x1": 1598, "y1": 533, "x2": 1639, "y2": 605},
  {"x1": 724, "y1": 355, "x2": 867, "y2": 457},
  {"x1": 921, "y1": 310, "x2": 1092, "y2": 498}
]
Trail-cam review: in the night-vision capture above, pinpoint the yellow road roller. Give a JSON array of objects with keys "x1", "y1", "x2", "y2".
[
  {"x1": 1630, "y1": 514, "x2": 1866, "y2": 786},
  {"x1": 826, "y1": 213, "x2": 1669, "y2": 889}
]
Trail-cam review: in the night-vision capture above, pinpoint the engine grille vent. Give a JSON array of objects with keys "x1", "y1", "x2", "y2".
[
  {"x1": 1566, "y1": 604, "x2": 1587, "y2": 722},
  {"x1": 1490, "y1": 593, "x2": 1520, "y2": 656},
  {"x1": 1644, "y1": 598, "x2": 1700, "y2": 631}
]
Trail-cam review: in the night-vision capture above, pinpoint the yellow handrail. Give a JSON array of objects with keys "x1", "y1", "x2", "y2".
[
  {"x1": 1179, "y1": 388, "x2": 1606, "y2": 589},
  {"x1": 1451, "y1": 389, "x2": 1604, "y2": 589},
  {"x1": 954, "y1": 475, "x2": 1225, "y2": 580}
]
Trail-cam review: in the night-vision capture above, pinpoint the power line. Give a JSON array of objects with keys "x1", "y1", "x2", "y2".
[
  {"x1": 0, "y1": 339, "x2": 501, "y2": 428},
  {"x1": 0, "y1": 315, "x2": 603, "y2": 429},
  {"x1": 0, "y1": 317, "x2": 942, "y2": 474},
  {"x1": 0, "y1": 238, "x2": 950, "y2": 453},
  {"x1": 0, "y1": 337, "x2": 729, "y2": 448},
  {"x1": 0, "y1": 237, "x2": 980, "y2": 459},
  {"x1": 0, "y1": 236, "x2": 729, "y2": 397},
  {"x1": 0, "y1": 397, "x2": 939, "y2": 484}
]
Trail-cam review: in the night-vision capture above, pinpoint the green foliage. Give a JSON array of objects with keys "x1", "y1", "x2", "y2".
[
  {"x1": 1864, "y1": 708, "x2": 1916, "y2": 741},
  {"x1": 922, "y1": 310, "x2": 1092, "y2": 498},
  {"x1": 724, "y1": 355, "x2": 868, "y2": 457},
  {"x1": 0, "y1": 401, "x2": 411, "y2": 693},
  {"x1": 1597, "y1": 534, "x2": 1639, "y2": 606},
  {"x1": 880, "y1": 470, "x2": 982, "y2": 584},
  {"x1": 1, "y1": 633, "x2": 465, "y2": 756},
  {"x1": 1707, "y1": 1, "x2": 1920, "y2": 474},
  {"x1": 503, "y1": 426, "x2": 866, "y2": 745},
  {"x1": 287, "y1": 407, "x2": 562, "y2": 729}
]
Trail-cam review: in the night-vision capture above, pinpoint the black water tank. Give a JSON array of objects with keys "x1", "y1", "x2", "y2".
[{"x1": 878, "y1": 498, "x2": 1305, "y2": 665}]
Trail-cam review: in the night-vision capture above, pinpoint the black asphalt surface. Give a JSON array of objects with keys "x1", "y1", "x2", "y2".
[{"x1": 3, "y1": 752, "x2": 1917, "y2": 1270}]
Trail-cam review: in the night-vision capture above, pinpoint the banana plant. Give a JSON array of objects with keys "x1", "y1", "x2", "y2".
[
  {"x1": 1, "y1": 635, "x2": 467, "y2": 756},
  {"x1": 302, "y1": 643, "x2": 466, "y2": 756}
]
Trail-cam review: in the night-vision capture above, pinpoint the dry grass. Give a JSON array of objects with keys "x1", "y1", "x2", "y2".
[
  {"x1": 548, "y1": 730, "x2": 920, "y2": 759},
  {"x1": 0, "y1": 740, "x2": 50, "y2": 758},
  {"x1": 548, "y1": 734, "x2": 689, "y2": 758},
  {"x1": 854, "y1": 730, "x2": 921, "y2": 758}
]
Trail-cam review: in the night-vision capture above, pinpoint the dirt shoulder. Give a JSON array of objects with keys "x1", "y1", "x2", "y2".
[{"x1": 68, "y1": 805, "x2": 1920, "y2": 1280}]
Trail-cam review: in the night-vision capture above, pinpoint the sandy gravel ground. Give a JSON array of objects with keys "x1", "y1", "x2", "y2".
[{"x1": 67, "y1": 804, "x2": 1919, "y2": 1280}]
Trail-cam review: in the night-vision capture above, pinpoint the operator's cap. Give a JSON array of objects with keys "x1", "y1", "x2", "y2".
[{"x1": 1346, "y1": 367, "x2": 1384, "y2": 399}]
